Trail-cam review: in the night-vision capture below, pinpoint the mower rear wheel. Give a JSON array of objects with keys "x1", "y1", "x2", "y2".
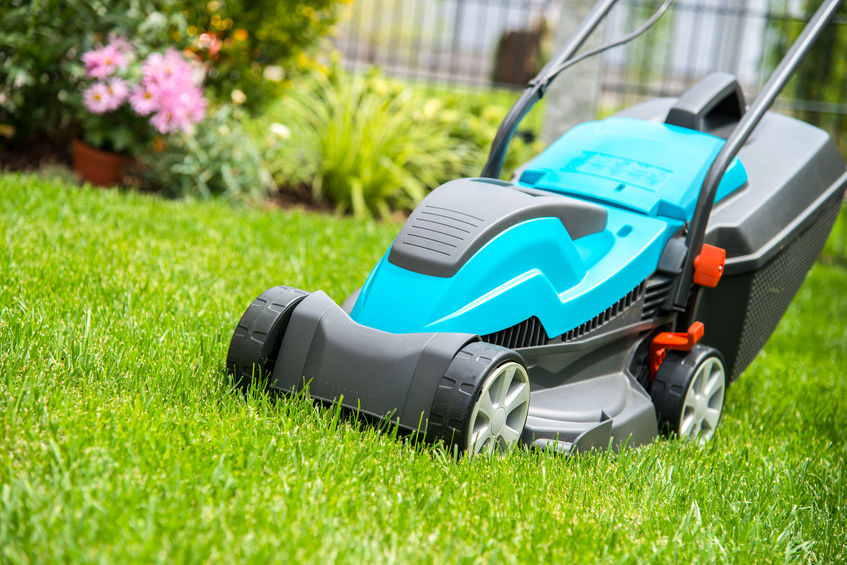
[
  {"x1": 650, "y1": 344, "x2": 726, "y2": 442},
  {"x1": 226, "y1": 286, "x2": 308, "y2": 391},
  {"x1": 428, "y1": 342, "x2": 530, "y2": 456}
]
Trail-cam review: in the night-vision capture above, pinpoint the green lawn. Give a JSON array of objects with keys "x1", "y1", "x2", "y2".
[{"x1": 1, "y1": 173, "x2": 845, "y2": 563}]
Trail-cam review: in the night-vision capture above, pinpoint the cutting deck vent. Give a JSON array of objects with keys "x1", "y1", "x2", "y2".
[
  {"x1": 561, "y1": 282, "x2": 644, "y2": 342},
  {"x1": 642, "y1": 276, "x2": 672, "y2": 320},
  {"x1": 482, "y1": 283, "x2": 645, "y2": 349},
  {"x1": 481, "y1": 316, "x2": 548, "y2": 349}
]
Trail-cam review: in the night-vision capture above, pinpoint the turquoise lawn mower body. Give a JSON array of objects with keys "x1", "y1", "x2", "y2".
[
  {"x1": 227, "y1": 0, "x2": 846, "y2": 455},
  {"x1": 351, "y1": 117, "x2": 748, "y2": 338}
]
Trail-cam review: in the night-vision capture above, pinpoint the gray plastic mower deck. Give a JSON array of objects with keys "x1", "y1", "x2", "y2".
[{"x1": 268, "y1": 290, "x2": 661, "y2": 453}]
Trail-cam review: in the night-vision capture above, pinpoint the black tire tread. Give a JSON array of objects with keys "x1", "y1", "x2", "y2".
[
  {"x1": 226, "y1": 286, "x2": 308, "y2": 390},
  {"x1": 650, "y1": 344, "x2": 724, "y2": 435},
  {"x1": 427, "y1": 341, "x2": 524, "y2": 450}
]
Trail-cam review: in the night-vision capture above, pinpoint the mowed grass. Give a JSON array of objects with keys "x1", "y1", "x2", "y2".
[{"x1": 1, "y1": 173, "x2": 845, "y2": 564}]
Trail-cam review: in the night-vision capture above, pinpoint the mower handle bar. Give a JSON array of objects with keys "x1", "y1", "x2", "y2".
[
  {"x1": 480, "y1": 0, "x2": 620, "y2": 179},
  {"x1": 480, "y1": 0, "x2": 842, "y2": 313},
  {"x1": 670, "y1": 0, "x2": 845, "y2": 309}
]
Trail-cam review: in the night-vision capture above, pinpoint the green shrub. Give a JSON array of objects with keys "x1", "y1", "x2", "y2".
[
  {"x1": 135, "y1": 105, "x2": 273, "y2": 199},
  {"x1": 256, "y1": 71, "x2": 545, "y2": 216},
  {"x1": 269, "y1": 69, "x2": 478, "y2": 217},
  {"x1": 178, "y1": 0, "x2": 346, "y2": 113},
  {"x1": 421, "y1": 91, "x2": 544, "y2": 178}
]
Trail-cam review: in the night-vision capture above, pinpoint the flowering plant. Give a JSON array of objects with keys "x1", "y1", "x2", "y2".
[{"x1": 77, "y1": 36, "x2": 207, "y2": 154}]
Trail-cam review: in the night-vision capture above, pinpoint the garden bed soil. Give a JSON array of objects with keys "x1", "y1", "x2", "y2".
[
  {"x1": 0, "y1": 139, "x2": 70, "y2": 172},
  {"x1": 3, "y1": 140, "x2": 408, "y2": 220},
  {"x1": 267, "y1": 182, "x2": 335, "y2": 213}
]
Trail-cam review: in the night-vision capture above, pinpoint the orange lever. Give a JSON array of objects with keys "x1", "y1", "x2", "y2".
[
  {"x1": 649, "y1": 321, "x2": 704, "y2": 379},
  {"x1": 693, "y1": 244, "x2": 726, "y2": 287}
]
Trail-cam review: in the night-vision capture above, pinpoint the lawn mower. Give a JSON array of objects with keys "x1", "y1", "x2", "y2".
[{"x1": 227, "y1": 0, "x2": 846, "y2": 455}]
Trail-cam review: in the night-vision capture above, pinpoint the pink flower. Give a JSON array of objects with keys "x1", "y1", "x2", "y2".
[
  {"x1": 151, "y1": 106, "x2": 192, "y2": 134},
  {"x1": 140, "y1": 51, "x2": 165, "y2": 82},
  {"x1": 81, "y1": 49, "x2": 105, "y2": 78},
  {"x1": 150, "y1": 110, "x2": 176, "y2": 134},
  {"x1": 138, "y1": 50, "x2": 207, "y2": 133},
  {"x1": 107, "y1": 34, "x2": 134, "y2": 59},
  {"x1": 78, "y1": 40, "x2": 208, "y2": 145},
  {"x1": 81, "y1": 43, "x2": 127, "y2": 79},
  {"x1": 104, "y1": 78, "x2": 129, "y2": 110},
  {"x1": 83, "y1": 82, "x2": 113, "y2": 113},
  {"x1": 149, "y1": 87, "x2": 206, "y2": 134},
  {"x1": 179, "y1": 87, "x2": 207, "y2": 122},
  {"x1": 142, "y1": 49, "x2": 192, "y2": 88},
  {"x1": 197, "y1": 32, "x2": 222, "y2": 56},
  {"x1": 129, "y1": 85, "x2": 158, "y2": 116}
]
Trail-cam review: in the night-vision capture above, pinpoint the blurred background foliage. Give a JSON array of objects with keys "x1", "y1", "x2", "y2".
[
  {"x1": 177, "y1": 0, "x2": 346, "y2": 111},
  {"x1": 0, "y1": 0, "x2": 346, "y2": 143},
  {"x1": 255, "y1": 68, "x2": 541, "y2": 217},
  {"x1": 769, "y1": 2, "x2": 847, "y2": 151},
  {"x1": 1, "y1": 0, "x2": 188, "y2": 144},
  {"x1": 135, "y1": 104, "x2": 274, "y2": 200},
  {"x1": 0, "y1": 0, "x2": 534, "y2": 211},
  {"x1": 3, "y1": 0, "x2": 842, "y2": 234}
]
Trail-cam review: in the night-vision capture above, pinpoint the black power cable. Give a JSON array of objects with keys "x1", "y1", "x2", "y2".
[
  {"x1": 482, "y1": 0, "x2": 674, "y2": 179},
  {"x1": 536, "y1": 0, "x2": 673, "y2": 93}
]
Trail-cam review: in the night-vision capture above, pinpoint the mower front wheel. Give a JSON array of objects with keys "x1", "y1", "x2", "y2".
[
  {"x1": 226, "y1": 286, "x2": 309, "y2": 391},
  {"x1": 428, "y1": 342, "x2": 531, "y2": 456},
  {"x1": 651, "y1": 344, "x2": 726, "y2": 442}
]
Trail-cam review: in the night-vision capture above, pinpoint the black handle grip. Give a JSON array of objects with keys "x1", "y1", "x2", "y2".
[{"x1": 665, "y1": 72, "x2": 745, "y2": 137}]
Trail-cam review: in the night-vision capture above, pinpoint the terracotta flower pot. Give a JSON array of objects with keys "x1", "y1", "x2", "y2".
[{"x1": 72, "y1": 139, "x2": 132, "y2": 187}]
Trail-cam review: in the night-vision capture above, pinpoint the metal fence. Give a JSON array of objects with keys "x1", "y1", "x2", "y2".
[
  {"x1": 598, "y1": 0, "x2": 847, "y2": 149},
  {"x1": 333, "y1": 0, "x2": 847, "y2": 150},
  {"x1": 333, "y1": 0, "x2": 559, "y2": 88}
]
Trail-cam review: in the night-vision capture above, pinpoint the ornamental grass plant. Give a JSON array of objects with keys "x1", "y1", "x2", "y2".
[{"x1": 275, "y1": 69, "x2": 478, "y2": 218}]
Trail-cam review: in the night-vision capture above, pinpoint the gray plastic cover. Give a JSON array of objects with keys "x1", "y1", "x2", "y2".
[
  {"x1": 271, "y1": 291, "x2": 477, "y2": 429},
  {"x1": 388, "y1": 178, "x2": 608, "y2": 277}
]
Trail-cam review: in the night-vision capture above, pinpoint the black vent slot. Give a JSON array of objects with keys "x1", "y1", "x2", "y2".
[
  {"x1": 642, "y1": 276, "x2": 672, "y2": 320},
  {"x1": 481, "y1": 316, "x2": 548, "y2": 349},
  {"x1": 561, "y1": 283, "x2": 644, "y2": 342},
  {"x1": 480, "y1": 283, "x2": 645, "y2": 348}
]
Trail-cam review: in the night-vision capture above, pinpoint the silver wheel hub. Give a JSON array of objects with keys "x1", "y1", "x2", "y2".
[
  {"x1": 466, "y1": 361, "x2": 531, "y2": 455},
  {"x1": 492, "y1": 408, "x2": 506, "y2": 434},
  {"x1": 680, "y1": 356, "x2": 726, "y2": 442}
]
